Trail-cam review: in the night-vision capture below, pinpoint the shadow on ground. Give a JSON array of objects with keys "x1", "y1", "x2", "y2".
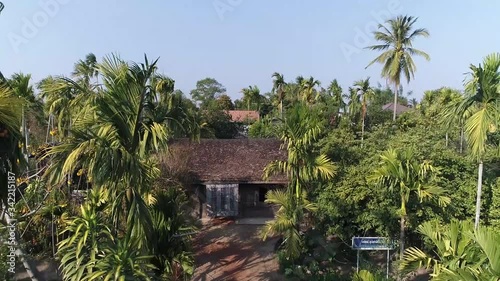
[{"x1": 192, "y1": 218, "x2": 283, "y2": 281}]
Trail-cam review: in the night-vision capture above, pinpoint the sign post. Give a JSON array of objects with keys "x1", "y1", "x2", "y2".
[{"x1": 352, "y1": 237, "x2": 395, "y2": 279}]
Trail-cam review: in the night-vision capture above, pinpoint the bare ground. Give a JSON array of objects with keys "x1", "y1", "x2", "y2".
[{"x1": 192, "y1": 218, "x2": 284, "y2": 281}]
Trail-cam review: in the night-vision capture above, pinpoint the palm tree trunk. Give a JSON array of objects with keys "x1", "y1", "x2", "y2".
[
  {"x1": 445, "y1": 133, "x2": 449, "y2": 147},
  {"x1": 280, "y1": 99, "x2": 283, "y2": 118},
  {"x1": 460, "y1": 128, "x2": 464, "y2": 154},
  {"x1": 399, "y1": 215, "x2": 405, "y2": 259},
  {"x1": 361, "y1": 114, "x2": 365, "y2": 148},
  {"x1": 393, "y1": 82, "x2": 398, "y2": 121},
  {"x1": 474, "y1": 161, "x2": 483, "y2": 229}
]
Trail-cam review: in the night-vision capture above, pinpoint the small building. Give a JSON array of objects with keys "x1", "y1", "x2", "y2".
[
  {"x1": 166, "y1": 139, "x2": 287, "y2": 218},
  {"x1": 382, "y1": 103, "x2": 411, "y2": 115}
]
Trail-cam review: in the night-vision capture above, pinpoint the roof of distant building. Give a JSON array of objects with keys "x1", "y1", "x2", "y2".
[
  {"x1": 166, "y1": 138, "x2": 287, "y2": 184},
  {"x1": 227, "y1": 110, "x2": 260, "y2": 122},
  {"x1": 382, "y1": 103, "x2": 411, "y2": 115}
]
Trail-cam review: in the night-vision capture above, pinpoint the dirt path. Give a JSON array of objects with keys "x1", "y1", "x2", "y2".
[{"x1": 192, "y1": 218, "x2": 284, "y2": 281}]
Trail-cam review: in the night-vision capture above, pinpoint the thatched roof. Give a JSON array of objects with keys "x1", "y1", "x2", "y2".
[{"x1": 166, "y1": 139, "x2": 287, "y2": 184}]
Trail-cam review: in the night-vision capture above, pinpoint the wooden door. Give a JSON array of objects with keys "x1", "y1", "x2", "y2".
[{"x1": 206, "y1": 184, "x2": 238, "y2": 217}]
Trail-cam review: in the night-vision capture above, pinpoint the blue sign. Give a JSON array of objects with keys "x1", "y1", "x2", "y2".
[{"x1": 352, "y1": 237, "x2": 395, "y2": 250}]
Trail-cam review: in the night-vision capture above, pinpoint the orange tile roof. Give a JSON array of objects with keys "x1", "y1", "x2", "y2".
[{"x1": 227, "y1": 110, "x2": 260, "y2": 122}]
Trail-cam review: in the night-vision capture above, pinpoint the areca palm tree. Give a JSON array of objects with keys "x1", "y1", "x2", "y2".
[
  {"x1": 272, "y1": 72, "x2": 287, "y2": 117},
  {"x1": 72, "y1": 53, "x2": 99, "y2": 86},
  {"x1": 300, "y1": 76, "x2": 321, "y2": 104},
  {"x1": 369, "y1": 148, "x2": 450, "y2": 258},
  {"x1": 262, "y1": 103, "x2": 335, "y2": 259},
  {"x1": 241, "y1": 85, "x2": 261, "y2": 111},
  {"x1": 366, "y1": 15, "x2": 430, "y2": 121},
  {"x1": 353, "y1": 78, "x2": 375, "y2": 146},
  {"x1": 327, "y1": 79, "x2": 345, "y2": 114},
  {"x1": 452, "y1": 53, "x2": 500, "y2": 229},
  {"x1": 346, "y1": 87, "x2": 361, "y2": 121},
  {"x1": 261, "y1": 189, "x2": 317, "y2": 260},
  {"x1": 44, "y1": 55, "x2": 199, "y2": 280},
  {"x1": 9, "y1": 73, "x2": 42, "y2": 161}
]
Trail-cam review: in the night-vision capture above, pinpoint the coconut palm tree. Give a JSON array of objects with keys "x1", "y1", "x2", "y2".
[
  {"x1": 452, "y1": 53, "x2": 500, "y2": 229},
  {"x1": 353, "y1": 78, "x2": 375, "y2": 146},
  {"x1": 366, "y1": 15, "x2": 430, "y2": 121},
  {"x1": 369, "y1": 148, "x2": 450, "y2": 258},
  {"x1": 262, "y1": 103, "x2": 335, "y2": 259},
  {"x1": 272, "y1": 72, "x2": 287, "y2": 117}
]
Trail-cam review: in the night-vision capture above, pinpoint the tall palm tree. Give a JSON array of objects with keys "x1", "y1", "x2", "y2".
[
  {"x1": 262, "y1": 103, "x2": 335, "y2": 260},
  {"x1": 43, "y1": 54, "x2": 197, "y2": 262},
  {"x1": 0, "y1": 86, "x2": 42, "y2": 281},
  {"x1": 366, "y1": 15, "x2": 430, "y2": 121},
  {"x1": 300, "y1": 76, "x2": 321, "y2": 105},
  {"x1": 346, "y1": 86, "x2": 361, "y2": 122},
  {"x1": 241, "y1": 85, "x2": 261, "y2": 111},
  {"x1": 327, "y1": 79, "x2": 345, "y2": 114},
  {"x1": 72, "y1": 53, "x2": 98, "y2": 86},
  {"x1": 353, "y1": 78, "x2": 375, "y2": 146},
  {"x1": 9, "y1": 73, "x2": 42, "y2": 160},
  {"x1": 369, "y1": 148, "x2": 450, "y2": 258},
  {"x1": 272, "y1": 72, "x2": 287, "y2": 117},
  {"x1": 454, "y1": 53, "x2": 500, "y2": 229}
]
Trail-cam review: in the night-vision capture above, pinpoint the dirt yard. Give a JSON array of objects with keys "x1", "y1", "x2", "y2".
[{"x1": 192, "y1": 218, "x2": 284, "y2": 281}]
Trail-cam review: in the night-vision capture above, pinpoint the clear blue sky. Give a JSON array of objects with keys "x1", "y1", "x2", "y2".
[{"x1": 1, "y1": 0, "x2": 499, "y2": 101}]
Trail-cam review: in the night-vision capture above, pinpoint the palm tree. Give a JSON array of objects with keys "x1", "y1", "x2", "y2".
[
  {"x1": 400, "y1": 220, "x2": 479, "y2": 278},
  {"x1": 327, "y1": 79, "x2": 345, "y2": 114},
  {"x1": 352, "y1": 270, "x2": 388, "y2": 281},
  {"x1": 401, "y1": 221, "x2": 500, "y2": 281},
  {"x1": 300, "y1": 76, "x2": 321, "y2": 104},
  {"x1": 346, "y1": 87, "x2": 361, "y2": 122},
  {"x1": 241, "y1": 85, "x2": 261, "y2": 111},
  {"x1": 262, "y1": 103, "x2": 335, "y2": 259},
  {"x1": 261, "y1": 189, "x2": 317, "y2": 260},
  {"x1": 453, "y1": 53, "x2": 500, "y2": 229},
  {"x1": 72, "y1": 53, "x2": 98, "y2": 86},
  {"x1": 272, "y1": 72, "x2": 287, "y2": 117},
  {"x1": 369, "y1": 148, "x2": 450, "y2": 258},
  {"x1": 353, "y1": 78, "x2": 375, "y2": 146},
  {"x1": 44, "y1": 55, "x2": 198, "y2": 279},
  {"x1": 366, "y1": 15, "x2": 430, "y2": 121},
  {"x1": 9, "y1": 73, "x2": 42, "y2": 162},
  {"x1": 436, "y1": 227, "x2": 500, "y2": 280}
]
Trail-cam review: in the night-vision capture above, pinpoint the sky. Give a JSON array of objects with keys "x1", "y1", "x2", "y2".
[{"x1": 1, "y1": 0, "x2": 499, "y2": 102}]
